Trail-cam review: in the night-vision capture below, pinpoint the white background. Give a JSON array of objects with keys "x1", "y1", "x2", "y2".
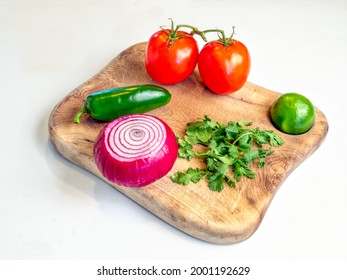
[{"x1": 1, "y1": 0, "x2": 346, "y2": 272}]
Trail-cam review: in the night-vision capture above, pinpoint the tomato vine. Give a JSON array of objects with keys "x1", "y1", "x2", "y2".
[{"x1": 160, "y1": 18, "x2": 236, "y2": 47}]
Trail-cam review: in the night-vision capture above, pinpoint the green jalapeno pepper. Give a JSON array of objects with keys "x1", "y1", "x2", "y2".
[{"x1": 74, "y1": 84, "x2": 171, "y2": 124}]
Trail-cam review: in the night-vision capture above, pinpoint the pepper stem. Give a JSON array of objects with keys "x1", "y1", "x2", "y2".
[{"x1": 74, "y1": 106, "x2": 87, "y2": 124}]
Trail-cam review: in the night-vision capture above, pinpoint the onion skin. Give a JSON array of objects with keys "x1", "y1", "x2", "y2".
[{"x1": 94, "y1": 114, "x2": 178, "y2": 187}]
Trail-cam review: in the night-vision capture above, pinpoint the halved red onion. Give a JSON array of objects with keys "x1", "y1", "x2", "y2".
[{"x1": 94, "y1": 114, "x2": 178, "y2": 187}]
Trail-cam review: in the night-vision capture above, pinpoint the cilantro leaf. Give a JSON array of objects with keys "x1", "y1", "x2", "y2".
[
  {"x1": 185, "y1": 119, "x2": 214, "y2": 145},
  {"x1": 233, "y1": 159, "x2": 256, "y2": 181},
  {"x1": 237, "y1": 132, "x2": 254, "y2": 150},
  {"x1": 172, "y1": 168, "x2": 207, "y2": 186},
  {"x1": 250, "y1": 127, "x2": 268, "y2": 146},
  {"x1": 176, "y1": 135, "x2": 193, "y2": 160},
  {"x1": 237, "y1": 121, "x2": 252, "y2": 127},
  {"x1": 208, "y1": 172, "x2": 225, "y2": 192},
  {"x1": 258, "y1": 148, "x2": 274, "y2": 168},
  {"x1": 227, "y1": 144, "x2": 239, "y2": 158},
  {"x1": 243, "y1": 149, "x2": 259, "y2": 164},
  {"x1": 224, "y1": 175, "x2": 236, "y2": 188},
  {"x1": 203, "y1": 115, "x2": 220, "y2": 130},
  {"x1": 172, "y1": 116, "x2": 284, "y2": 191},
  {"x1": 225, "y1": 121, "x2": 240, "y2": 141},
  {"x1": 266, "y1": 130, "x2": 285, "y2": 146}
]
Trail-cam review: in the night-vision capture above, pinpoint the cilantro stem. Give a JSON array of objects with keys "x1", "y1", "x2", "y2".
[{"x1": 232, "y1": 132, "x2": 253, "y2": 145}]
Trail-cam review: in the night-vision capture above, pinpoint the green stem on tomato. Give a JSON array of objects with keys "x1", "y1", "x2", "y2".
[
  {"x1": 193, "y1": 26, "x2": 236, "y2": 46},
  {"x1": 161, "y1": 19, "x2": 189, "y2": 48},
  {"x1": 160, "y1": 18, "x2": 236, "y2": 47}
]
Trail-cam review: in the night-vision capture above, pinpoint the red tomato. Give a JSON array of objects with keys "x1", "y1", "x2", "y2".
[
  {"x1": 198, "y1": 39, "x2": 251, "y2": 94},
  {"x1": 145, "y1": 30, "x2": 199, "y2": 85}
]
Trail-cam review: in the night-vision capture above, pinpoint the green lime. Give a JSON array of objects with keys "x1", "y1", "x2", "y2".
[{"x1": 270, "y1": 93, "x2": 315, "y2": 135}]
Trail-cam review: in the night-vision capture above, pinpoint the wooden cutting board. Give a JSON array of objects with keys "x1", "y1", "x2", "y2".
[{"x1": 48, "y1": 42, "x2": 328, "y2": 244}]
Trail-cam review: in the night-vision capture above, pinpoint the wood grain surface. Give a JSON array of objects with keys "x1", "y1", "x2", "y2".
[{"x1": 48, "y1": 42, "x2": 328, "y2": 244}]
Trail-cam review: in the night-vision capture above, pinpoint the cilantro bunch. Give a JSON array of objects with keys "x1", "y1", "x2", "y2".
[{"x1": 172, "y1": 116, "x2": 284, "y2": 192}]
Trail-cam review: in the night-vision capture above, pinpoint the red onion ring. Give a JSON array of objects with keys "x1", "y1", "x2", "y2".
[{"x1": 94, "y1": 114, "x2": 178, "y2": 187}]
